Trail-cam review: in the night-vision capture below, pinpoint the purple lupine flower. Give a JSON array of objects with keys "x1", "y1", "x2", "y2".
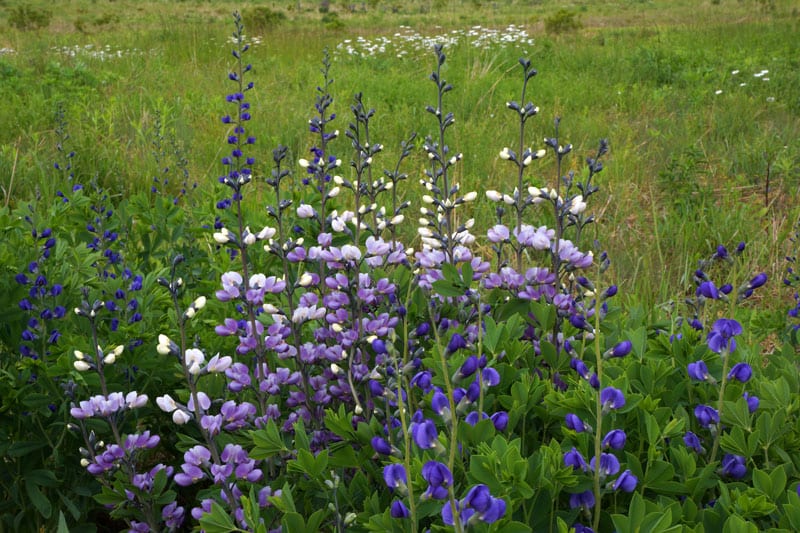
[
  {"x1": 696, "y1": 281, "x2": 719, "y2": 300},
  {"x1": 743, "y1": 392, "x2": 759, "y2": 413},
  {"x1": 564, "y1": 447, "x2": 588, "y2": 471},
  {"x1": 447, "y1": 333, "x2": 468, "y2": 354},
  {"x1": 683, "y1": 431, "x2": 704, "y2": 453},
  {"x1": 602, "y1": 429, "x2": 627, "y2": 450},
  {"x1": 371, "y1": 436, "x2": 393, "y2": 456},
  {"x1": 569, "y1": 490, "x2": 595, "y2": 510},
  {"x1": 462, "y1": 484, "x2": 507, "y2": 524},
  {"x1": 383, "y1": 464, "x2": 407, "y2": 490},
  {"x1": 600, "y1": 387, "x2": 625, "y2": 411},
  {"x1": 707, "y1": 318, "x2": 742, "y2": 354},
  {"x1": 565, "y1": 413, "x2": 588, "y2": 433},
  {"x1": 687, "y1": 360, "x2": 712, "y2": 382},
  {"x1": 590, "y1": 453, "x2": 620, "y2": 477},
  {"x1": 391, "y1": 500, "x2": 410, "y2": 518},
  {"x1": 606, "y1": 340, "x2": 632, "y2": 358},
  {"x1": 431, "y1": 390, "x2": 450, "y2": 416},
  {"x1": 721, "y1": 454, "x2": 747, "y2": 479},
  {"x1": 727, "y1": 362, "x2": 752, "y2": 383},
  {"x1": 490, "y1": 411, "x2": 509, "y2": 431},
  {"x1": 694, "y1": 405, "x2": 719, "y2": 428},
  {"x1": 613, "y1": 470, "x2": 638, "y2": 492},
  {"x1": 748, "y1": 273, "x2": 767, "y2": 290},
  {"x1": 162, "y1": 502, "x2": 185, "y2": 529},
  {"x1": 411, "y1": 418, "x2": 439, "y2": 450},
  {"x1": 421, "y1": 461, "x2": 452, "y2": 500}
]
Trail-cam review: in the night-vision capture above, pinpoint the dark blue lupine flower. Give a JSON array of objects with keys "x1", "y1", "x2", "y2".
[
  {"x1": 461, "y1": 484, "x2": 506, "y2": 524},
  {"x1": 447, "y1": 332, "x2": 468, "y2": 354},
  {"x1": 721, "y1": 454, "x2": 747, "y2": 479},
  {"x1": 602, "y1": 429, "x2": 626, "y2": 450},
  {"x1": 371, "y1": 436, "x2": 392, "y2": 456},
  {"x1": 613, "y1": 470, "x2": 638, "y2": 492},
  {"x1": 683, "y1": 431, "x2": 704, "y2": 453},
  {"x1": 696, "y1": 281, "x2": 719, "y2": 300},
  {"x1": 590, "y1": 453, "x2": 620, "y2": 477},
  {"x1": 707, "y1": 318, "x2": 742, "y2": 354},
  {"x1": 748, "y1": 273, "x2": 767, "y2": 290},
  {"x1": 694, "y1": 405, "x2": 719, "y2": 428},
  {"x1": 727, "y1": 362, "x2": 752, "y2": 383},
  {"x1": 490, "y1": 411, "x2": 509, "y2": 431}
]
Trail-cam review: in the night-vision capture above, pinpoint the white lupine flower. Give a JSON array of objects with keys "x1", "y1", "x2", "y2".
[
  {"x1": 113, "y1": 345, "x2": 124, "y2": 356},
  {"x1": 528, "y1": 186, "x2": 541, "y2": 197},
  {"x1": 384, "y1": 181, "x2": 393, "y2": 190},
  {"x1": 419, "y1": 217, "x2": 430, "y2": 226},
  {"x1": 422, "y1": 195, "x2": 435, "y2": 204},
  {"x1": 262, "y1": 303, "x2": 279, "y2": 314},
  {"x1": 157, "y1": 334, "x2": 173, "y2": 356},
  {"x1": 449, "y1": 156, "x2": 458, "y2": 165},
  {"x1": 462, "y1": 191, "x2": 477, "y2": 202},
  {"x1": 103, "y1": 352, "x2": 116, "y2": 365},
  {"x1": 126, "y1": 391, "x2": 148, "y2": 409},
  {"x1": 213, "y1": 228, "x2": 230, "y2": 244},
  {"x1": 549, "y1": 189, "x2": 559, "y2": 200},
  {"x1": 74, "y1": 350, "x2": 85, "y2": 360},
  {"x1": 486, "y1": 190, "x2": 502, "y2": 202},
  {"x1": 185, "y1": 349, "x2": 205, "y2": 375},
  {"x1": 570, "y1": 195, "x2": 587, "y2": 214},
  {"x1": 503, "y1": 194, "x2": 515, "y2": 205},
  {"x1": 365, "y1": 157, "x2": 373, "y2": 165},
  {"x1": 194, "y1": 296, "x2": 206, "y2": 310},
  {"x1": 499, "y1": 147, "x2": 511, "y2": 160},
  {"x1": 185, "y1": 307, "x2": 196, "y2": 319},
  {"x1": 257, "y1": 226, "x2": 276, "y2": 240},
  {"x1": 464, "y1": 218, "x2": 475, "y2": 229},
  {"x1": 156, "y1": 395, "x2": 177, "y2": 413},
  {"x1": 298, "y1": 272, "x2": 314, "y2": 287},
  {"x1": 418, "y1": 227, "x2": 433, "y2": 238},
  {"x1": 328, "y1": 186, "x2": 340, "y2": 198},
  {"x1": 330, "y1": 363, "x2": 343, "y2": 375},
  {"x1": 333, "y1": 175, "x2": 344, "y2": 185},
  {"x1": 390, "y1": 214, "x2": 404, "y2": 225},
  {"x1": 523, "y1": 155, "x2": 533, "y2": 166},
  {"x1": 298, "y1": 158, "x2": 310, "y2": 168},
  {"x1": 332, "y1": 217, "x2": 346, "y2": 232},
  {"x1": 535, "y1": 149, "x2": 546, "y2": 159},
  {"x1": 207, "y1": 354, "x2": 233, "y2": 373},
  {"x1": 243, "y1": 228, "x2": 256, "y2": 245},
  {"x1": 74, "y1": 360, "x2": 91, "y2": 372},
  {"x1": 334, "y1": 159, "x2": 342, "y2": 167},
  {"x1": 173, "y1": 410, "x2": 191, "y2": 425},
  {"x1": 331, "y1": 323, "x2": 343, "y2": 333},
  {"x1": 297, "y1": 204, "x2": 314, "y2": 218},
  {"x1": 341, "y1": 245, "x2": 362, "y2": 261}
]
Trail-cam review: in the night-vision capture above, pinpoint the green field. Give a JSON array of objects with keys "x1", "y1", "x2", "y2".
[
  {"x1": 3, "y1": 1, "x2": 800, "y2": 531},
  {"x1": 1, "y1": 0, "x2": 798, "y2": 312}
]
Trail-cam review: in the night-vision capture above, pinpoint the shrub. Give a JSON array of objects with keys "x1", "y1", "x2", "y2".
[
  {"x1": 8, "y1": 5, "x2": 51, "y2": 31},
  {"x1": 242, "y1": 6, "x2": 287, "y2": 32},
  {"x1": 544, "y1": 8, "x2": 582, "y2": 35}
]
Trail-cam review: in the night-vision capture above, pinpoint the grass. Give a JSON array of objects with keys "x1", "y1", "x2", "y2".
[{"x1": 1, "y1": 0, "x2": 799, "y2": 316}]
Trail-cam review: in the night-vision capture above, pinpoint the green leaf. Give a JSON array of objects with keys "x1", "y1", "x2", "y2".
[
  {"x1": 495, "y1": 521, "x2": 533, "y2": 533},
  {"x1": 25, "y1": 479, "x2": 52, "y2": 519},
  {"x1": 26, "y1": 469, "x2": 57, "y2": 487},
  {"x1": 56, "y1": 511, "x2": 69, "y2": 533},
  {"x1": 282, "y1": 512, "x2": 307, "y2": 533},
  {"x1": 199, "y1": 502, "x2": 238, "y2": 533},
  {"x1": 7, "y1": 440, "x2": 47, "y2": 457},
  {"x1": 432, "y1": 279, "x2": 464, "y2": 297},
  {"x1": 722, "y1": 514, "x2": 758, "y2": 533}
]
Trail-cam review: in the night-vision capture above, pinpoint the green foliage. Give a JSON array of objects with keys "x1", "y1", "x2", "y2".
[
  {"x1": 7, "y1": 5, "x2": 51, "y2": 31},
  {"x1": 242, "y1": 6, "x2": 288, "y2": 32},
  {"x1": 544, "y1": 9, "x2": 582, "y2": 35}
]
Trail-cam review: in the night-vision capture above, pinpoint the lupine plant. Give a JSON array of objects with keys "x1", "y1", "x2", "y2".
[{"x1": 5, "y1": 11, "x2": 800, "y2": 533}]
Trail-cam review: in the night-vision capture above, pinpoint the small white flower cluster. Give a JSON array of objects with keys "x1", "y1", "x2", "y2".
[
  {"x1": 717, "y1": 68, "x2": 775, "y2": 102},
  {"x1": 213, "y1": 225, "x2": 276, "y2": 247},
  {"x1": 0, "y1": 47, "x2": 15, "y2": 56},
  {"x1": 335, "y1": 24, "x2": 534, "y2": 60},
  {"x1": 51, "y1": 44, "x2": 148, "y2": 61},
  {"x1": 73, "y1": 345, "x2": 124, "y2": 371},
  {"x1": 417, "y1": 173, "x2": 478, "y2": 251}
]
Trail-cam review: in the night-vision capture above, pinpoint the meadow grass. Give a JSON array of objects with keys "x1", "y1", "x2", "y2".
[{"x1": 1, "y1": 0, "x2": 798, "y2": 314}]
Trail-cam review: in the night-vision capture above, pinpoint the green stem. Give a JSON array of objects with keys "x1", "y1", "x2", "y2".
[
  {"x1": 592, "y1": 289, "x2": 604, "y2": 532},
  {"x1": 709, "y1": 349, "x2": 730, "y2": 464}
]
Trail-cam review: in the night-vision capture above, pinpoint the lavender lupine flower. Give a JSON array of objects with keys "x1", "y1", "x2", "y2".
[
  {"x1": 721, "y1": 454, "x2": 747, "y2": 479},
  {"x1": 694, "y1": 405, "x2": 719, "y2": 428},
  {"x1": 707, "y1": 318, "x2": 742, "y2": 354},
  {"x1": 490, "y1": 411, "x2": 509, "y2": 431},
  {"x1": 696, "y1": 281, "x2": 720, "y2": 300},
  {"x1": 727, "y1": 362, "x2": 752, "y2": 383}
]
